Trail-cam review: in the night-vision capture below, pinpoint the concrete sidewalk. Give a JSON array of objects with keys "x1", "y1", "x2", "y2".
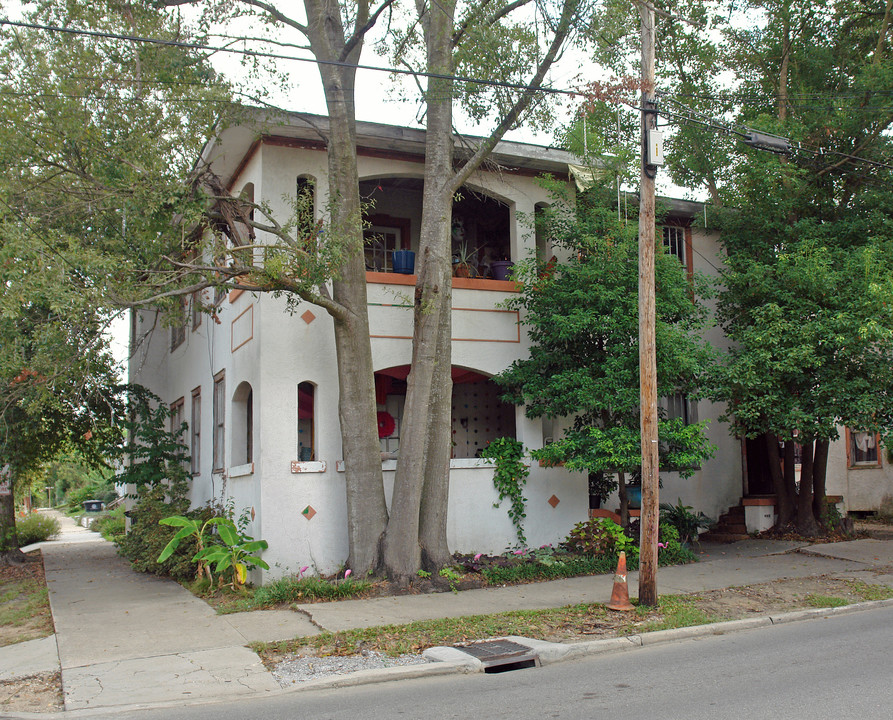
[{"x1": 2, "y1": 511, "x2": 893, "y2": 714}]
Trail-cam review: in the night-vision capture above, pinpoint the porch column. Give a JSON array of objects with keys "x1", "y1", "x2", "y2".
[{"x1": 510, "y1": 198, "x2": 536, "y2": 263}]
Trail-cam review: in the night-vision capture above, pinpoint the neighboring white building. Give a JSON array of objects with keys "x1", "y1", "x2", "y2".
[{"x1": 133, "y1": 110, "x2": 891, "y2": 580}]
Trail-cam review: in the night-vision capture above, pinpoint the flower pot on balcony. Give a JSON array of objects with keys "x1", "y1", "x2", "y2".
[
  {"x1": 392, "y1": 249, "x2": 415, "y2": 274},
  {"x1": 490, "y1": 260, "x2": 514, "y2": 281}
]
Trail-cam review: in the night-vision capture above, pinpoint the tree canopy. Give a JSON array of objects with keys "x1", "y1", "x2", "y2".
[{"x1": 496, "y1": 185, "x2": 715, "y2": 523}]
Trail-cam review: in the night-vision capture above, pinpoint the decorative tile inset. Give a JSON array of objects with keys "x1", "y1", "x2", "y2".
[
  {"x1": 302, "y1": 505, "x2": 317, "y2": 520},
  {"x1": 250, "y1": 506, "x2": 256, "y2": 521},
  {"x1": 547, "y1": 494, "x2": 560, "y2": 508},
  {"x1": 301, "y1": 310, "x2": 316, "y2": 324}
]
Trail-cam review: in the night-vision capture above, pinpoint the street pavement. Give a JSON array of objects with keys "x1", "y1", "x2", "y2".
[{"x1": 2, "y1": 510, "x2": 892, "y2": 715}]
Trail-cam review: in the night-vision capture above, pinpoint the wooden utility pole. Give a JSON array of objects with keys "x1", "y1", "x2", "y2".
[{"x1": 636, "y1": 0, "x2": 659, "y2": 607}]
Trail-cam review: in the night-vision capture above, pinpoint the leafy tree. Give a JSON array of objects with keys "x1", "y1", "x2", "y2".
[
  {"x1": 496, "y1": 186, "x2": 715, "y2": 525},
  {"x1": 708, "y1": 0, "x2": 893, "y2": 533}
]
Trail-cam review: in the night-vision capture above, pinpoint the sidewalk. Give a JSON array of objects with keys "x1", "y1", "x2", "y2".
[{"x1": 2, "y1": 511, "x2": 893, "y2": 714}]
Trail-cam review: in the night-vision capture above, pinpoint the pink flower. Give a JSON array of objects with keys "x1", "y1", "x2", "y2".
[
  {"x1": 473, "y1": 553, "x2": 482, "y2": 561},
  {"x1": 344, "y1": 569, "x2": 352, "y2": 579},
  {"x1": 513, "y1": 549, "x2": 525, "y2": 555},
  {"x1": 540, "y1": 544, "x2": 551, "y2": 549},
  {"x1": 299, "y1": 566, "x2": 309, "y2": 577}
]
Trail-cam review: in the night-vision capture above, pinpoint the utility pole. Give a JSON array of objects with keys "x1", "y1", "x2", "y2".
[{"x1": 637, "y1": 0, "x2": 660, "y2": 607}]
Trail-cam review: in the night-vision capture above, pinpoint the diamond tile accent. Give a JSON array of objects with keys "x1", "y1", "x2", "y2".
[
  {"x1": 301, "y1": 310, "x2": 316, "y2": 324},
  {"x1": 302, "y1": 505, "x2": 316, "y2": 520},
  {"x1": 547, "y1": 494, "x2": 560, "y2": 508}
]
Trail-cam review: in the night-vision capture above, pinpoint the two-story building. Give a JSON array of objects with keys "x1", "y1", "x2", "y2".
[{"x1": 129, "y1": 110, "x2": 747, "y2": 579}]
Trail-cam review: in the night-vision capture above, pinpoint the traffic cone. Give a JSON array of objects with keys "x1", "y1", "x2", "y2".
[{"x1": 606, "y1": 551, "x2": 635, "y2": 611}]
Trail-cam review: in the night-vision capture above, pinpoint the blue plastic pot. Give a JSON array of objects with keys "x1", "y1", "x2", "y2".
[{"x1": 392, "y1": 250, "x2": 416, "y2": 274}]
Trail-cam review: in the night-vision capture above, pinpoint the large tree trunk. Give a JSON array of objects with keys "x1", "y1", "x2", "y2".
[
  {"x1": 796, "y1": 439, "x2": 819, "y2": 535},
  {"x1": 812, "y1": 438, "x2": 829, "y2": 525},
  {"x1": 766, "y1": 432, "x2": 793, "y2": 525},
  {"x1": 418, "y1": 314, "x2": 454, "y2": 569},
  {"x1": 0, "y1": 486, "x2": 19, "y2": 556},
  {"x1": 306, "y1": 0, "x2": 388, "y2": 573},
  {"x1": 381, "y1": 0, "x2": 456, "y2": 581}
]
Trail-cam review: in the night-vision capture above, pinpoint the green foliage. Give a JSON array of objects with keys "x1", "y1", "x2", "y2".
[
  {"x1": 561, "y1": 518, "x2": 638, "y2": 562},
  {"x1": 158, "y1": 515, "x2": 269, "y2": 588},
  {"x1": 499, "y1": 187, "x2": 715, "y2": 494},
  {"x1": 107, "y1": 385, "x2": 191, "y2": 498},
  {"x1": 228, "y1": 576, "x2": 372, "y2": 611},
  {"x1": 480, "y1": 554, "x2": 618, "y2": 585},
  {"x1": 660, "y1": 498, "x2": 712, "y2": 544},
  {"x1": 480, "y1": 437, "x2": 529, "y2": 546},
  {"x1": 116, "y1": 487, "x2": 214, "y2": 581},
  {"x1": 15, "y1": 513, "x2": 61, "y2": 547},
  {"x1": 91, "y1": 507, "x2": 126, "y2": 542},
  {"x1": 439, "y1": 567, "x2": 461, "y2": 593}
]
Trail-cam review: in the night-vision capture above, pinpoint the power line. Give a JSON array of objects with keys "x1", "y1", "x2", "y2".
[{"x1": 0, "y1": 18, "x2": 578, "y2": 98}]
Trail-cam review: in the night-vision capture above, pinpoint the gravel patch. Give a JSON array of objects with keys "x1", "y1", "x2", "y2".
[{"x1": 272, "y1": 651, "x2": 429, "y2": 686}]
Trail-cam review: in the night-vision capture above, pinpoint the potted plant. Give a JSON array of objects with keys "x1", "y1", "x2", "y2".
[
  {"x1": 490, "y1": 255, "x2": 514, "y2": 281},
  {"x1": 452, "y1": 243, "x2": 479, "y2": 277}
]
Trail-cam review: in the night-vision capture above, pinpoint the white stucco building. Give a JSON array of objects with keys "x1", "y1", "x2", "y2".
[{"x1": 131, "y1": 110, "x2": 889, "y2": 580}]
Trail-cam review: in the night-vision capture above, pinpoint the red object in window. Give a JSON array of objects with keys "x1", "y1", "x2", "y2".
[{"x1": 377, "y1": 411, "x2": 396, "y2": 438}]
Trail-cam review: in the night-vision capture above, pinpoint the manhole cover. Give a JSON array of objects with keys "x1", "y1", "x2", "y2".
[{"x1": 453, "y1": 640, "x2": 540, "y2": 672}]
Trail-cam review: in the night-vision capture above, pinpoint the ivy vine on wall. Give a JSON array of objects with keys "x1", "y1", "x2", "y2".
[{"x1": 481, "y1": 437, "x2": 529, "y2": 546}]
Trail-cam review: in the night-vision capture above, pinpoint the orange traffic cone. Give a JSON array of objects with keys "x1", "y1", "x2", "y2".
[{"x1": 606, "y1": 551, "x2": 635, "y2": 611}]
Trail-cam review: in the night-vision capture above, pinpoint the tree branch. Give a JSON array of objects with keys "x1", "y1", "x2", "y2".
[{"x1": 342, "y1": 0, "x2": 398, "y2": 62}]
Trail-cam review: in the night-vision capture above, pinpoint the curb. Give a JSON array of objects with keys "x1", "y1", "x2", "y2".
[{"x1": 3, "y1": 597, "x2": 893, "y2": 718}]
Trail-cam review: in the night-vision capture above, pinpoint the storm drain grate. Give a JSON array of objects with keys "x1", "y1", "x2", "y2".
[{"x1": 453, "y1": 639, "x2": 541, "y2": 673}]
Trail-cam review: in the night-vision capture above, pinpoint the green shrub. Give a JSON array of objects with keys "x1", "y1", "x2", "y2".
[
  {"x1": 561, "y1": 518, "x2": 637, "y2": 560},
  {"x1": 659, "y1": 498, "x2": 712, "y2": 544},
  {"x1": 16, "y1": 513, "x2": 61, "y2": 546},
  {"x1": 116, "y1": 487, "x2": 219, "y2": 581},
  {"x1": 92, "y1": 507, "x2": 125, "y2": 542},
  {"x1": 481, "y1": 554, "x2": 616, "y2": 584}
]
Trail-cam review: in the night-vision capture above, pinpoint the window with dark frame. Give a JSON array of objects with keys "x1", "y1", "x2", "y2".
[
  {"x1": 662, "y1": 225, "x2": 686, "y2": 265},
  {"x1": 191, "y1": 291, "x2": 202, "y2": 330},
  {"x1": 191, "y1": 388, "x2": 201, "y2": 476},
  {"x1": 170, "y1": 297, "x2": 187, "y2": 351},
  {"x1": 664, "y1": 392, "x2": 697, "y2": 425},
  {"x1": 298, "y1": 382, "x2": 315, "y2": 461},
  {"x1": 213, "y1": 372, "x2": 225, "y2": 472},
  {"x1": 169, "y1": 398, "x2": 185, "y2": 436},
  {"x1": 849, "y1": 429, "x2": 880, "y2": 467}
]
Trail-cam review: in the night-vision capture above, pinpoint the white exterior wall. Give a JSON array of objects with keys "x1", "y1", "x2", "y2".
[{"x1": 130, "y1": 122, "x2": 749, "y2": 582}]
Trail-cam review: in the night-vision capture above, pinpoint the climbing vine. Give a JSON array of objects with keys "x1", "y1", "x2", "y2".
[{"x1": 481, "y1": 437, "x2": 529, "y2": 545}]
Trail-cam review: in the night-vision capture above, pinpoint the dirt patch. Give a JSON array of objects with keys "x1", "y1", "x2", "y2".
[
  {"x1": 0, "y1": 551, "x2": 54, "y2": 647},
  {"x1": 0, "y1": 672, "x2": 64, "y2": 713}
]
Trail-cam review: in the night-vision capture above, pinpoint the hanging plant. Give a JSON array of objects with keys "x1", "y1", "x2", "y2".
[
  {"x1": 377, "y1": 411, "x2": 396, "y2": 438},
  {"x1": 481, "y1": 437, "x2": 529, "y2": 545}
]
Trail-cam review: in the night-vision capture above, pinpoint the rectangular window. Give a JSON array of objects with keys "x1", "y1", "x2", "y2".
[
  {"x1": 191, "y1": 291, "x2": 202, "y2": 330},
  {"x1": 662, "y1": 225, "x2": 686, "y2": 265},
  {"x1": 169, "y1": 398, "x2": 185, "y2": 437},
  {"x1": 663, "y1": 393, "x2": 697, "y2": 425},
  {"x1": 298, "y1": 382, "x2": 315, "y2": 461},
  {"x1": 213, "y1": 372, "x2": 225, "y2": 472},
  {"x1": 170, "y1": 297, "x2": 187, "y2": 351},
  {"x1": 848, "y1": 429, "x2": 880, "y2": 467},
  {"x1": 191, "y1": 388, "x2": 201, "y2": 476},
  {"x1": 363, "y1": 214, "x2": 410, "y2": 272}
]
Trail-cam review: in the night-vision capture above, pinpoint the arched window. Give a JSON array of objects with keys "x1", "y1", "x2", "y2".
[
  {"x1": 298, "y1": 382, "x2": 315, "y2": 461},
  {"x1": 296, "y1": 176, "x2": 316, "y2": 245},
  {"x1": 232, "y1": 381, "x2": 253, "y2": 467}
]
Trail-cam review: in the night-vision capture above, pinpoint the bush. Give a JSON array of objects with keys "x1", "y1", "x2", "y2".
[
  {"x1": 116, "y1": 487, "x2": 219, "y2": 581},
  {"x1": 561, "y1": 518, "x2": 637, "y2": 560},
  {"x1": 91, "y1": 507, "x2": 125, "y2": 542},
  {"x1": 16, "y1": 512, "x2": 61, "y2": 546}
]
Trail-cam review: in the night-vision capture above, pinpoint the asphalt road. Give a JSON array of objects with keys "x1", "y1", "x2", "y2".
[{"x1": 114, "y1": 605, "x2": 893, "y2": 720}]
